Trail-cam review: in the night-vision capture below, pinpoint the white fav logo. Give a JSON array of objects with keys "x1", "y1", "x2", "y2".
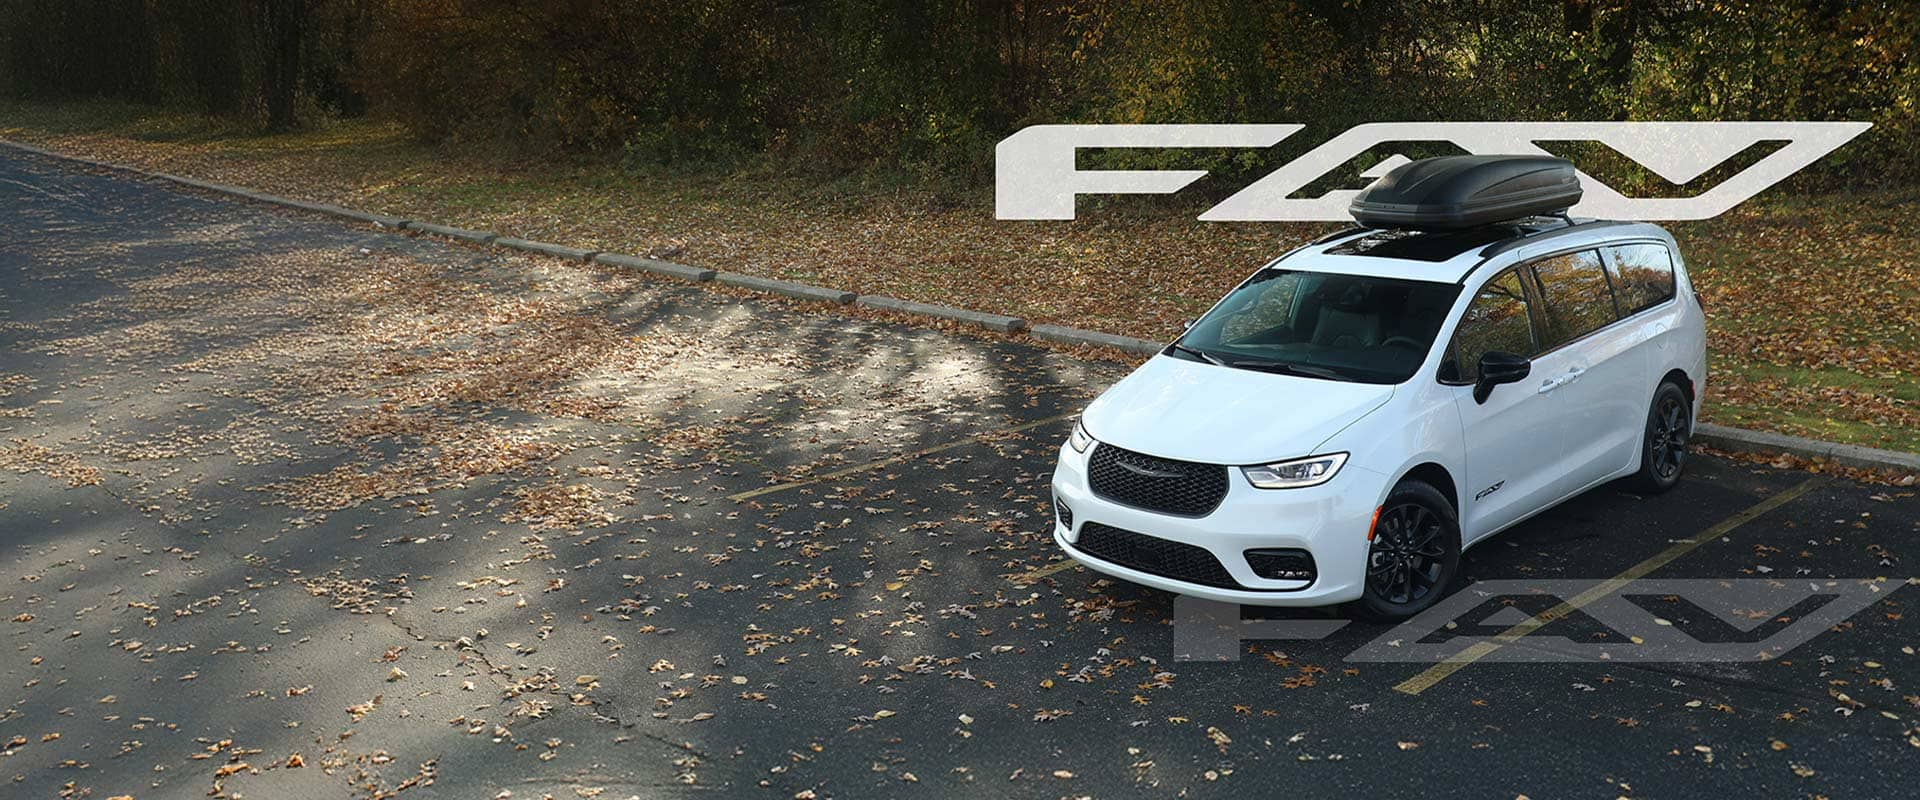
[{"x1": 994, "y1": 122, "x2": 1870, "y2": 221}]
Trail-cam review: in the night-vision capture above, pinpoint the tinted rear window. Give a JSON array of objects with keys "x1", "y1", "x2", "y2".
[
  {"x1": 1529, "y1": 250, "x2": 1618, "y2": 347},
  {"x1": 1604, "y1": 243, "x2": 1677, "y2": 314}
]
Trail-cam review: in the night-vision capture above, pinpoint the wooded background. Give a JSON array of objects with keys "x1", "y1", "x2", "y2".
[{"x1": 1, "y1": 1, "x2": 1913, "y2": 186}]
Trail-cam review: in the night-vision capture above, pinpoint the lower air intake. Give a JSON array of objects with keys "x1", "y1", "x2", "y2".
[{"x1": 1074, "y1": 522, "x2": 1240, "y2": 589}]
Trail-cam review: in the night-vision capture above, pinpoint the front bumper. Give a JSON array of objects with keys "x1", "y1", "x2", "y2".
[{"x1": 1050, "y1": 441, "x2": 1383, "y2": 606}]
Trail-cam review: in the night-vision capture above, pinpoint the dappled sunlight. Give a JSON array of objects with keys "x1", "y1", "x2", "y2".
[
  {"x1": 0, "y1": 149, "x2": 1158, "y2": 795},
  {"x1": 10, "y1": 100, "x2": 1918, "y2": 452},
  {"x1": 5, "y1": 116, "x2": 1918, "y2": 800},
  {"x1": 0, "y1": 1, "x2": 1915, "y2": 792}
]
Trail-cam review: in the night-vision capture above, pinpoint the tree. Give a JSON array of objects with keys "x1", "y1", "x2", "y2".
[{"x1": 261, "y1": 0, "x2": 303, "y2": 131}]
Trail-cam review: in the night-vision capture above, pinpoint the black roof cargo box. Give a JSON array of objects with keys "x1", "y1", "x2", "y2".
[{"x1": 1349, "y1": 155, "x2": 1582, "y2": 231}]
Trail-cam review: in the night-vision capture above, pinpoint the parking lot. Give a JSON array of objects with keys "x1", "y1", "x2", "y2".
[{"x1": 2, "y1": 149, "x2": 1916, "y2": 799}]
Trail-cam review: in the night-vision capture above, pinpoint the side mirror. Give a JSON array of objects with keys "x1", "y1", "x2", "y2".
[
  {"x1": 1473, "y1": 351, "x2": 1531, "y2": 404},
  {"x1": 1181, "y1": 319, "x2": 1194, "y2": 331}
]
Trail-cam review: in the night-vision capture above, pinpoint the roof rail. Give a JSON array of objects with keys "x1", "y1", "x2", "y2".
[{"x1": 1477, "y1": 219, "x2": 1635, "y2": 259}]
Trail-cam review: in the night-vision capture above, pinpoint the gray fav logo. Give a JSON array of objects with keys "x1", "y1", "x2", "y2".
[{"x1": 996, "y1": 122, "x2": 1870, "y2": 221}]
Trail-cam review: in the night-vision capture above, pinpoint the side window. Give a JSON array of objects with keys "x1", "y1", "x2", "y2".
[
  {"x1": 1446, "y1": 269, "x2": 1535, "y2": 382},
  {"x1": 1529, "y1": 250, "x2": 1617, "y2": 348},
  {"x1": 1604, "y1": 243, "x2": 1677, "y2": 314}
]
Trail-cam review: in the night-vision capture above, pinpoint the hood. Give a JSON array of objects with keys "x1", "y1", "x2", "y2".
[{"x1": 1081, "y1": 355, "x2": 1393, "y2": 465}]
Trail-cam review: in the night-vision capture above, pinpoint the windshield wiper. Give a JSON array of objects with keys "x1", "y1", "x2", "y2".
[
  {"x1": 1165, "y1": 342, "x2": 1228, "y2": 366},
  {"x1": 1223, "y1": 358, "x2": 1348, "y2": 381}
]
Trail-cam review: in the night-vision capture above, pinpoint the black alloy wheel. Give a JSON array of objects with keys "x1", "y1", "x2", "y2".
[
  {"x1": 1354, "y1": 480, "x2": 1460, "y2": 621},
  {"x1": 1650, "y1": 393, "x2": 1690, "y2": 480},
  {"x1": 1631, "y1": 381, "x2": 1691, "y2": 493},
  {"x1": 1367, "y1": 503, "x2": 1447, "y2": 604}
]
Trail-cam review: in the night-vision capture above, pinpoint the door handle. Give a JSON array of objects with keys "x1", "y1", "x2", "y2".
[{"x1": 1538, "y1": 367, "x2": 1588, "y2": 394}]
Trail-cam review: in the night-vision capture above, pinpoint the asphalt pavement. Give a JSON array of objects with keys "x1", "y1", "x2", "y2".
[{"x1": 1, "y1": 149, "x2": 1916, "y2": 799}]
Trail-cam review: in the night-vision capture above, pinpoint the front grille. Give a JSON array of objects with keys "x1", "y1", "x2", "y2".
[
  {"x1": 1087, "y1": 444, "x2": 1229, "y2": 517},
  {"x1": 1053, "y1": 494, "x2": 1074, "y2": 530},
  {"x1": 1075, "y1": 522, "x2": 1240, "y2": 589}
]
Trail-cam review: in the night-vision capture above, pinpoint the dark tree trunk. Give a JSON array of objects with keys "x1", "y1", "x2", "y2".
[
  {"x1": 263, "y1": 0, "x2": 302, "y2": 131},
  {"x1": 125, "y1": 0, "x2": 156, "y2": 102}
]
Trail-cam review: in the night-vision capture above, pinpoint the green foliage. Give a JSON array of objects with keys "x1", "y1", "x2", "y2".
[{"x1": 1, "y1": 0, "x2": 1914, "y2": 184}]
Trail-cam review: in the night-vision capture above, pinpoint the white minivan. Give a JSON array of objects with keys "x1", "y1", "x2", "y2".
[{"x1": 1051, "y1": 155, "x2": 1707, "y2": 620}]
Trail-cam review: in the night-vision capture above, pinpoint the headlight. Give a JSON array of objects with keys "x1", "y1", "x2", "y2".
[
  {"x1": 1067, "y1": 421, "x2": 1094, "y2": 453},
  {"x1": 1241, "y1": 452, "x2": 1347, "y2": 489}
]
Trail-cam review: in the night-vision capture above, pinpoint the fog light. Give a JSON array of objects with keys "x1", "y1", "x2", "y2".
[
  {"x1": 1053, "y1": 495, "x2": 1074, "y2": 530},
  {"x1": 1245, "y1": 548, "x2": 1316, "y2": 582}
]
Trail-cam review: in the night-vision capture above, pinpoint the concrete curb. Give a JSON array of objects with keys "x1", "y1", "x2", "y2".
[
  {"x1": 3, "y1": 140, "x2": 103, "y2": 166},
  {"x1": 153, "y1": 173, "x2": 254, "y2": 196},
  {"x1": 400, "y1": 220, "x2": 497, "y2": 246},
  {"x1": 495, "y1": 236, "x2": 597, "y2": 262},
  {"x1": 1695, "y1": 422, "x2": 1920, "y2": 476},
  {"x1": 713, "y1": 272, "x2": 856, "y2": 304},
  {"x1": 6, "y1": 138, "x2": 1914, "y2": 476},
  {"x1": 854, "y1": 295, "x2": 1026, "y2": 333},
  {"x1": 1029, "y1": 323, "x2": 1163, "y2": 355},
  {"x1": 0, "y1": 142, "x2": 412, "y2": 229},
  {"x1": 263, "y1": 196, "x2": 409, "y2": 229},
  {"x1": 591, "y1": 252, "x2": 715, "y2": 282}
]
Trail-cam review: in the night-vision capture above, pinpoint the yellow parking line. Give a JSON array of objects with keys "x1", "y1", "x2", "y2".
[
  {"x1": 1392, "y1": 475, "x2": 1823, "y2": 696},
  {"x1": 727, "y1": 412, "x2": 1078, "y2": 502},
  {"x1": 1010, "y1": 559, "x2": 1082, "y2": 585}
]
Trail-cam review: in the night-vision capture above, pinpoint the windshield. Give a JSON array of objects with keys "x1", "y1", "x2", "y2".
[{"x1": 1174, "y1": 268, "x2": 1462, "y2": 384}]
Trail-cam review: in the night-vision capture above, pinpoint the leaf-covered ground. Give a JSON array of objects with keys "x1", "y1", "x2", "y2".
[
  {"x1": 4, "y1": 125, "x2": 1919, "y2": 800},
  {"x1": 1, "y1": 102, "x2": 1914, "y2": 454}
]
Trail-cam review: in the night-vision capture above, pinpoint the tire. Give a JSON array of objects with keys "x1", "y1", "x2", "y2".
[
  {"x1": 1352, "y1": 480, "x2": 1461, "y2": 622},
  {"x1": 1630, "y1": 381, "x2": 1692, "y2": 494}
]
